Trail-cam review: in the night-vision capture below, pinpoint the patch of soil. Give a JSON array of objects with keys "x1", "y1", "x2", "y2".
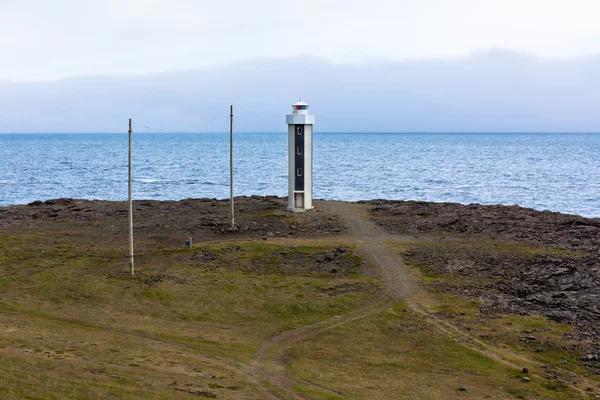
[
  {"x1": 142, "y1": 272, "x2": 186, "y2": 287},
  {"x1": 0, "y1": 196, "x2": 345, "y2": 246},
  {"x1": 405, "y1": 245, "x2": 600, "y2": 374},
  {"x1": 365, "y1": 200, "x2": 600, "y2": 252},
  {"x1": 182, "y1": 245, "x2": 361, "y2": 277}
]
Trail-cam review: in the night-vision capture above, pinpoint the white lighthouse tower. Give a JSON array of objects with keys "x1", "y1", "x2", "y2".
[{"x1": 286, "y1": 99, "x2": 315, "y2": 212}]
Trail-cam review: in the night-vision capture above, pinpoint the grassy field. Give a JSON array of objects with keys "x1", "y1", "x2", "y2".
[
  {"x1": 0, "y1": 225, "x2": 377, "y2": 399},
  {"x1": 290, "y1": 302, "x2": 576, "y2": 399},
  {"x1": 1, "y1": 206, "x2": 598, "y2": 399}
]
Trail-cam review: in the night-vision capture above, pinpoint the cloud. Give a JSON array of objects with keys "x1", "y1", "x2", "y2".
[
  {"x1": 1, "y1": 1, "x2": 599, "y2": 81},
  {"x1": 0, "y1": 50, "x2": 598, "y2": 133}
]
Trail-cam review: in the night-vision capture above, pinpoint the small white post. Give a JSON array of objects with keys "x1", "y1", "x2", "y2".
[{"x1": 128, "y1": 118, "x2": 135, "y2": 275}]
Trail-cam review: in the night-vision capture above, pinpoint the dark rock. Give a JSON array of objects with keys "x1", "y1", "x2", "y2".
[
  {"x1": 89, "y1": 368, "x2": 106, "y2": 374},
  {"x1": 323, "y1": 253, "x2": 335, "y2": 261},
  {"x1": 192, "y1": 249, "x2": 218, "y2": 261}
]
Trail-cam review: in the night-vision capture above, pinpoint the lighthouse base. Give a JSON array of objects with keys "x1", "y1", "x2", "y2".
[
  {"x1": 287, "y1": 205, "x2": 314, "y2": 213},
  {"x1": 287, "y1": 192, "x2": 313, "y2": 213}
]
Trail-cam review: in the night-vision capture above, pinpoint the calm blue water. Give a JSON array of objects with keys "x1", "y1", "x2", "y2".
[{"x1": 1, "y1": 133, "x2": 599, "y2": 217}]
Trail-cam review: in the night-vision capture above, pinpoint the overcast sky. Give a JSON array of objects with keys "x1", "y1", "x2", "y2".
[{"x1": 2, "y1": 0, "x2": 600, "y2": 81}]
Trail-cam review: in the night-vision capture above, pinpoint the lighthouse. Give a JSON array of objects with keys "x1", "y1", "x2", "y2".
[{"x1": 286, "y1": 99, "x2": 315, "y2": 212}]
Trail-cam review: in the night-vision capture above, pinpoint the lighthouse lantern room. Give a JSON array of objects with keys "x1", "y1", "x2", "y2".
[{"x1": 286, "y1": 99, "x2": 315, "y2": 212}]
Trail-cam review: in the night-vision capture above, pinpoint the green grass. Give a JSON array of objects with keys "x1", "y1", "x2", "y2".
[
  {"x1": 290, "y1": 303, "x2": 578, "y2": 399},
  {"x1": 418, "y1": 278, "x2": 592, "y2": 381},
  {"x1": 2, "y1": 221, "x2": 597, "y2": 399},
  {"x1": 412, "y1": 239, "x2": 588, "y2": 259},
  {"x1": 262, "y1": 294, "x2": 364, "y2": 328},
  {"x1": 0, "y1": 229, "x2": 378, "y2": 399},
  {"x1": 141, "y1": 288, "x2": 171, "y2": 303}
]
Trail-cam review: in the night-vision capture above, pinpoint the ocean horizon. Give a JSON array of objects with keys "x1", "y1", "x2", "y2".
[{"x1": 1, "y1": 132, "x2": 599, "y2": 218}]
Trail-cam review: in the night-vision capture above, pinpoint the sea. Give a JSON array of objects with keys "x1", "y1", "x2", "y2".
[{"x1": 1, "y1": 132, "x2": 599, "y2": 217}]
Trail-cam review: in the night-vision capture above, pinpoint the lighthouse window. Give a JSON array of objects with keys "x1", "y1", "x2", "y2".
[
  {"x1": 297, "y1": 168, "x2": 303, "y2": 177},
  {"x1": 297, "y1": 126, "x2": 302, "y2": 135},
  {"x1": 297, "y1": 146, "x2": 302, "y2": 155}
]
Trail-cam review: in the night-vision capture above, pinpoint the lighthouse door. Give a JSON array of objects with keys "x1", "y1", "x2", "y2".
[{"x1": 294, "y1": 193, "x2": 304, "y2": 208}]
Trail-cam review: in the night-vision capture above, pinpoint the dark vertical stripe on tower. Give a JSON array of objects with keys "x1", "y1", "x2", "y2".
[{"x1": 294, "y1": 125, "x2": 304, "y2": 191}]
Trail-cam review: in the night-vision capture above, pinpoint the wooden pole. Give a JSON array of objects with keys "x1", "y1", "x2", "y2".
[
  {"x1": 229, "y1": 105, "x2": 235, "y2": 229},
  {"x1": 128, "y1": 119, "x2": 135, "y2": 275}
]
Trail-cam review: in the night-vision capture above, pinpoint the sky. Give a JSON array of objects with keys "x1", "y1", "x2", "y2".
[
  {"x1": 0, "y1": 1, "x2": 599, "y2": 132},
  {"x1": 1, "y1": 0, "x2": 600, "y2": 81}
]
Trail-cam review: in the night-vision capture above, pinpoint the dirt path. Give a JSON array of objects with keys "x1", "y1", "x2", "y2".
[
  {"x1": 321, "y1": 201, "x2": 416, "y2": 300},
  {"x1": 251, "y1": 201, "x2": 598, "y2": 399},
  {"x1": 251, "y1": 201, "x2": 418, "y2": 398}
]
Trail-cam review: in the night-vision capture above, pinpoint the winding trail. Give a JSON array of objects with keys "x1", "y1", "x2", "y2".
[
  {"x1": 251, "y1": 201, "x2": 598, "y2": 399},
  {"x1": 321, "y1": 201, "x2": 416, "y2": 300},
  {"x1": 251, "y1": 201, "x2": 417, "y2": 398}
]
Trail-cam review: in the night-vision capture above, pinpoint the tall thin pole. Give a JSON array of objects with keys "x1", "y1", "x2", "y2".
[
  {"x1": 229, "y1": 105, "x2": 235, "y2": 229},
  {"x1": 128, "y1": 119, "x2": 135, "y2": 275}
]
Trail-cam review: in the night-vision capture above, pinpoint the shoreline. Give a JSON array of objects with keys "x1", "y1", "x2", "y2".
[{"x1": 2, "y1": 195, "x2": 600, "y2": 220}]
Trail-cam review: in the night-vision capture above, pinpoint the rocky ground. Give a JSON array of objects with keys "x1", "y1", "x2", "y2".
[
  {"x1": 0, "y1": 196, "x2": 344, "y2": 245},
  {"x1": 365, "y1": 199, "x2": 600, "y2": 252},
  {"x1": 366, "y1": 199, "x2": 600, "y2": 373}
]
